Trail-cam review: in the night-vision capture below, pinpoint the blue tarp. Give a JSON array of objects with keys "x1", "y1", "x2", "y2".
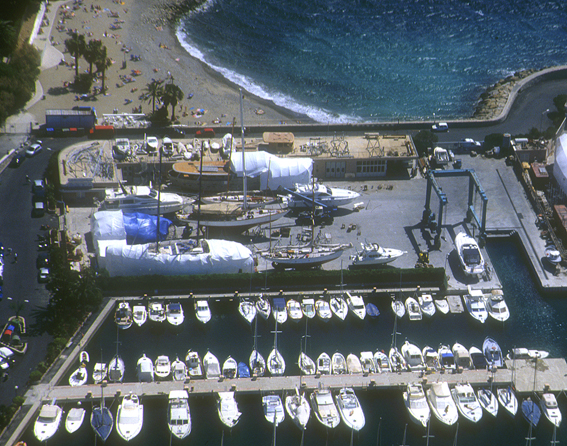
[
  {"x1": 273, "y1": 297, "x2": 286, "y2": 310},
  {"x1": 238, "y1": 362, "x2": 250, "y2": 378},
  {"x1": 123, "y1": 212, "x2": 172, "y2": 244}
]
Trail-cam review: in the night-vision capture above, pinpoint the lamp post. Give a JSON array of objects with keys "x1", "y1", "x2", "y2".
[
  {"x1": 540, "y1": 109, "x2": 550, "y2": 133},
  {"x1": 433, "y1": 112, "x2": 436, "y2": 125}
]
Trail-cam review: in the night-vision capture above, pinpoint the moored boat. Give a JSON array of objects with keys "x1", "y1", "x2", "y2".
[
  {"x1": 310, "y1": 389, "x2": 340, "y2": 428},
  {"x1": 497, "y1": 386, "x2": 518, "y2": 417},
  {"x1": 168, "y1": 390, "x2": 191, "y2": 439},
  {"x1": 132, "y1": 305, "x2": 147, "y2": 327},
  {"x1": 65, "y1": 407, "x2": 86, "y2": 434},
  {"x1": 148, "y1": 301, "x2": 166, "y2": 323},
  {"x1": 360, "y1": 351, "x2": 377, "y2": 374},
  {"x1": 330, "y1": 295, "x2": 348, "y2": 320},
  {"x1": 222, "y1": 356, "x2": 238, "y2": 379},
  {"x1": 203, "y1": 351, "x2": 221, "y2": 379},
  {"x1": 185, "y1": 350, "x2": 204, "y2": 378},
  {"x1": 477, "y1": 388, "x2": 499, "y2": 417},
  {"x1": 298, "y1": 352, "x2": 316, "y2": 375},
  {"x1": 483, "y1": 336, "x2": 503, "y2": 368},
  {"x1": 403, "y1": 383, "x2": 430, "y2": 428},
  {"x1": 374, "y1": 350, "x2": 391, "y2": 373},
  {"x1": 418, "y1": 293, "x2": 436, "y2": 317},
  {"x1": 335, "y1": 387, "x2": 365, "y2": 431},
  {"x1": 401, "y1": 341, "x2": 425, "y2": 371},
  {"x1": 238, "y1": 361, "x2": 250, "y2": 378},
  {"x1": 285, "y1": 388, "x2": 310, "y2": 430},
  {"x1": 485, "y1": 289, "x2": 510, "y2": 322},
  {"x1": 451, "y1": 383, "x2": 483, "y2": 423},
  {"x1": 286, "y1": 298, "x2": 303, "y2": 322},
  {"x1": 452, "y1": 342, "x2": 472, "y2": 370},
  {"x1": 422, "y1": 346, "x2": 439, "y2": 370},
  {"x1": 116, "y1": 393, "x2": 144, "y2": 441},
  {"x1": 405, "y1": 297, "x2": 422, "y2": 321},
  {"x1": 464, "y1": 286, "x2": 488, "y2": 323},
  {"x1": 434, "y1": 297, "x2": 449, "y2": 315},
  {"x1": 317, "y1": 352, "x2": 332, "y2": 374},
  {"x1": 301, "y1": 297, "x2": 316, "y2": 319},
  {"x1": 249, "y1": 349, "x2": 266, "y2": 377},
  {"x1": 34, "y1": 404, "x2": 63, "y2": 442},
  {"x1": 332, "y1": 352, "x2": 347, "y2": 375},
  {"x1": 366, "y1": 303, "x2": 380, "y2": 318},
  {"x1": 389, "y1": 347, "x2": 407, "y2": 372},
  {"x1": 217, "y1": 391, "x2": 242, "y2": 428},
  {"x1": 391, "y1": 298, "x2": 406, "y2": 319},
  {"x1": 469, "y1": 345, "x2": 488, "y2": 370},
  {"x1": 194, "y1": 299, "x2": 211, "y2": 324},
  {"x1": 137, "y1": 353, "x2": 154, "y2": 382},
  {"x1": 115, "y1": 302, "x2": 133, "y2": 329},
  {"x1": 315, "y1": 299, "x2": 332, "y2": 322},
  {"x1": 346, "y1": 353, "x2": 363, "y2": 374},
  {"x1": 427, "y1": 382, "x2": 459, "y2": 426},
  {"x1": 438, "y1": 345, "x2": 456, "y2": 372},
  {"x1": 272, "y1": 297, "x2": 288, "y2": 324},
  {"x1": 262, "y1": 394, "x2": 285, "y2": 426},
  {"x1": 108, "y1": 354, "x2": 125, "y2": 383},
  {"x1": 522, "y1": 397, "x2": 541, "y2": 427},
  {"x1": 154, "y1": 355, "x2": 171, "y2": 380},
  {"x1": 69, "y1": 364, "x2": 88, "y2": 386},
  {"x1": 346, "y1": 292, "x2": 366, "y2": 320},
  {"x1": 166, "y1": 302, "x2": 184, "y2": 326},
  {"x1": 171, "y1": 356, "x2": 187, "y2": 381},
  {"x1": 93, "y1": 362, "x2": 107, "y2": 384},
  {"x1": 256, "y1": 294, "x2": 271, "y2": 320},
  {"x1": 540, "y1": 393, "x2": 562, "y2": 427},
  {"x1": 238, "y1": 297, "x2": 257, "y2": 325}
]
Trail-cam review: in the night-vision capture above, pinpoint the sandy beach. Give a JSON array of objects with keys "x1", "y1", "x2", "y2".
[{"x1": 29, "y1": 0, "x2": 309, "y2": 128}]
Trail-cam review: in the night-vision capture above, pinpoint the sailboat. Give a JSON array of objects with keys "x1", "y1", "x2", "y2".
[
  {"x1": 267, "y1": 318, "x2": 285, "y2": 376},
  {"x1": 108, "y1": 329, "x2": 125, "y2": 383},
  {"x1": 91, "y1": 352, "x2": 114, "y2": 442},
  {"x1": 250, "y1": 315, "x2": 266, "y2": 377},
  {"x1": 285, "y1": 387, "x2": 311, "y2": 430}
]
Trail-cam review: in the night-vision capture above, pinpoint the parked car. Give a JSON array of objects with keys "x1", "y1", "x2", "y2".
[
  {"x1": 36, "y1": 251, "x2": 50, "y2": 269},
  {"x1": 25, "y1": 142, "x2": 43, "y2": 157},
  {"x1": 32, "y1": 179, "x2": 46, "y2": 197},
  {"x1": 0, "y1": 347, "x2": 14, "y2": 370},
  {"x1": 38, "y1": 267, "x2": 50, "y2": 283},
  {"x1": 458, "y1": 138, "x2": 482, "y2": 150},
  {"x1": 32, "y1": 200, "x2": 46, "y2": 217},
  {"x1": 431, "y1": 122, "x2": 449, "y2": 132},
  {"x1": 9, "y1": 152, "x2": 25, "y2": 167}
]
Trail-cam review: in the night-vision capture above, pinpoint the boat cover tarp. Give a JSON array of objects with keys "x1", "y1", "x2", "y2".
[
  {"x1": 91, "y1": 210, "x2": 172, "y2": 245},
  {"x1": 272, "y1": 297, "x2": 286, "y2": 310},
  {"x1": 229, "y1": 151, "x2": 312, "y2": 191},
  {"x1": 555, "y1": 134, "x2": 567, "y2": 195}
]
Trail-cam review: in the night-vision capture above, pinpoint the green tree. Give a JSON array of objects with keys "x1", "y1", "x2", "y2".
[
  {"x1": 412, "y1": 130, "x2": 438, "y2": 157},
  {"x1": 0, "y1": 20, "x2": 17, "y2": 57},
  {"x1": 84, "y1": 39, "x2": 103, "y2": 75},
  {"x1": 65, "y1": 33, "x2": 86, "y2": 78},
  {"x1": 161, "y1": 82, "x2": 183, "y2": 121},
  {"x1": 94, "y1": 45, "x2": 112, "y2": 94},
  {"x1": 142, "y1": 78, "x2": 164, "y2": 113}
]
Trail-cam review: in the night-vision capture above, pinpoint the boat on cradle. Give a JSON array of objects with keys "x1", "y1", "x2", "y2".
[
  {"x1": 522, "y1": 397, "x2": 541, "y2": 427},
  {"x1": 256, "y1": 294, "x2": 271, "y2": 320},
  {"x1": 427, "y1": 382, "x2": 459, "y2": 426},
  {"x1": 545, "y1": 245, "x2": 562, "y2": 266},
  {"x1": 452, "y1": 343, "x2": 472, "y2": 370},
  {"x1": 451, "y1": 383, "x2": 483, "y2": 422},
  {"x1": 403, "y1": 383, "x2": 431, "y2": 428},
  {"x1": 258, "y1": 242, "x2": 351, "y2": 270},
  {"x1": 65, "y1": 407, "x2": 86, "y2": 434},
  {"x1": 166, "y1": 302, "x2": 184, "y2": 326},
  {"x1": 283, "y1": 182, "x2": 361, "y2": 209},
  {"x1": 401, "y1": 341, "x2": 425, "y2": 371},
  {"x1": 366, "y1": 303, "x2": 380, "y2": 318},
  {"x1": 422, "y1": 346, "x2": 439, "y2": 370},
  {"x1": 168, "y1": 390, "x2": 191, "y2": 439},
  {"x1": 115, "y1": 302, "x2": 133, "y2": 329},
  {"x1": 347, "y1": 353, "x2": 363, "y2": 374},
  {"x1": 477, "y1": 388, "x2": 498, "y2": 417},
  {"x1": 330, "y1": 295, "x2": 348, "y2": 320},
  {"x1": 310, "y1": 389, "x2": 340, "y2": 428},
  {"x1": 335, "y1": 387, "x2": 365, "y2": 431},
  {"x1": 431, "y1": 146, "x2": 450, "y2": 166},
  {"x1": 418, "y1": 293, "x2": 436, "y2": 317},
  {"x1": 497, "y1": 386, "x2": 518, "y2": 417},
  {"x1": 116, "y1": 393, "x2": 144, "y2": 441},
  {"x1": 185, "y1": 350, "x2": 204, "y2": 378},
  {"x1": 101, "y1": 184, "x2": 185, "y2": 215},
  {"x1": 0, "y1": 316, "x2": 28, "y2": 354},
  {"x1": 301, "y1": 298, "x2": 316, "y2": 319},
  {"x1": 272, "y1": 297, "x2": 288, "y2": 324},
  {"x1": 69, "y1": 364, "x2": 88, "y2": 386},
  {"x1": 93, "y1": 362, "x2": 107, "y2": 384},
  {"x1": 203, "y1": 351, "x2": 221, "y2": 379},
  {"x1": 155, "y1": 355, "x2": 171, "y2": 380},
  {"x1": 434, "y1": 297, "x2": 449, "y2": 315},
  {"x1": 171, "y1": 357, "x2": 187, "y2": 381},
  {"x1": 223, "y1": 356, "x2": 238, "y2": 379},
  {"x1": 507, "y1": 348, "x2": 549, "y2": 360},
  {"x1": 454, "y1": 231, "x2": 485, "y2": 275},
  {"x1": 168, "y1": 160, "x2": 230, "y2": 194},
  {"x1": 317, "y1": 352, "x2": 332, "y2": 375},
  {"x1": 132, "y1": 305, "x2": 147, "y2": 326},
  {"x1": 464, "y1": 286, "x2": 488, "y2": 323},
  {"x1": 285, "y1": 388, "x2": 310, "y2": 430},
  {"x1": 374, "y1": 351, "x2": 391, "y2": 373},
  {"x1": 250, "y1": 349, "x2": 266, "y2": 377},
  {"x1": 405, "y1": 297, "x2": 422, "y2": 321},
  {"x1": 238, "y1": 297, "x2": 257, "y2": 325},
  {"x1": 315, "y1": 299, "x2": 332, "y2": 322},
  {"x1": 34, "y1": 404, "x2": 63, "y2": 442},
  {"x1": 483, "y1": 337, "x2": 504, "y2": 368},
  {"x1": 332, "y1": 352, "x2": 347, "y2": 375},
  {"x1": 201, "y1": 191, "x2": 278, "y2": 209},
  {"x1": 109, "y1": 354, "x2": 125, "y2": 383},
  {"x1": 217, "y1": 391, "x2": 242, "y2": 428},
  {"x1": 346, "y1": 292, "x2": 366, "y2": 320},
  {"x1": 389, "y1": 347, "x2": 407, "y2": 372},
  {"x1": 360, "y1": 351, "x2": 377, "y2": 374},
  {"x1": 485, "y1": 289, "x2": 510, "y2": 322},
  {"x1": 469, "y1": 346, "x2": 488, "y2": 369},
  {"x1": 194, "y1": 299, "x2": 211, "y2": 324},
  {"x1": 438, "y1": 345, "x2": 456, "y2": 372},
  {"x1": 263, "y1": 394, "x2": 285, "y2": 426},
  {"x1": 238, "y1": 362, "x2": 250, "y2": 378},
  {"x1": 298, "y1": 352, "x2": 316, "y2": 375},
  {"x1": 540, "y1": 393, "x2": 562, "y2": 427},
  {"x1": 391, "y1": 298, "x2": 406, "y2": 319},
  {"x1": 349, "y1": 241, "x2": 406, "y2": 267},
  {"x1": 137, "y1": 354, "x2": 154, "y2": 382},
  {"x1": 286, "y1": 299, "x2": 303, "y2": 322},
  {"x1": 148, "y1": 301, "x2": 166, "y2": 323}
]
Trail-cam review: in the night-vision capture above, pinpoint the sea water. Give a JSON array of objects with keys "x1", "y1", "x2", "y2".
[
  {"x1": 176, "y1": 0, "x2": 567, "y2": 123},
  {"x1": 20, "y1": 237, "x2": 567, "y2": 445}
]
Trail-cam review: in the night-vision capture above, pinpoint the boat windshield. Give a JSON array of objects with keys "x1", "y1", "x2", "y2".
[{"x1": 463, "y1": 247, "x2": 481, "y2": 265}]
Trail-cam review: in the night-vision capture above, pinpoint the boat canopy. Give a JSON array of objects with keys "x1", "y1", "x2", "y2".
[
  {"x1": 92, "y1": 210, "x2": 172, "y2": 246},
  {"x1": 272, "y1": 297, "x2": 286, "y2": 310}
]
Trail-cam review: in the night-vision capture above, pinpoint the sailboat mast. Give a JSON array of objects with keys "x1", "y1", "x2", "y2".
[{"x1": 239, "y1": 89, "x2": 248, "y2": 211}]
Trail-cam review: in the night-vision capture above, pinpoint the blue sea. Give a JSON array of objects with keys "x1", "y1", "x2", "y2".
[{"x1": 176, "y1": 0, "x2": 567, "y2": 123}]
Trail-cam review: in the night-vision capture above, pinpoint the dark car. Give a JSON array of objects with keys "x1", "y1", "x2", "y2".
[
  {"x1": 9, "y1": 152, "x2": 25, "y2": 167},
  {"x1": 36, "y1": 251, "x2": 50, "y2": 269}
]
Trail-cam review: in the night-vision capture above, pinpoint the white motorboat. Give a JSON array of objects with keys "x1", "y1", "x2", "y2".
[
  {"x1": 346, "y1": 353, "x2": 363, "y2": 374},
  {"x1": 427, "y1": 382, "x2": 459, "y2": 426},
  {"x1": 137, "y1": 354, "x2": 154, "y2": 382},
  {"x1": 171, "y1": 357, "x2": 187, "y2": 381},
  {"x1": 422, "y1": 346, "x2": 439, "y2": 370},
  {"x1": 185, "y1": 350, "x2": 204, "y2": 378},
  {"x1": 217, "y1": 391, "x2": 242, "y2": 428},
  {"x1": 452, "y1": 342, "x2": 472, "y2": 370},
  {"x1": 194, "y1": 299, "x2": 211, "y2": 324},
  {"x1": 477, "y1": 388, "x2": 499, "y2": 417},
  {"x1": 148, "y1": 301, "x2": 166, "y2": 323},
  {"x1": 374, "y1": 351, "x2": 391, "y2": 373},
  {"x1": 360, "y1": 351, "x2": 377, "y2": 374},
  {"x1": 389, "y1": 347, "x2": 407, "y2": 372},
  {"x1": 470, "y1": 345, "x2": 488, "y2": 369},
  {"x1": 69, "y1": 364, "x2": 88, "y2": 386},
  {"x1": 115, "y1": 301, "x2": 133, "y2": 329},
  {"x1": 315, "y1": 299, "x2": 332, "y2": 322},
  {"x1": 166, "y1": 302, "x2": 184, "y2": 326},
  {"x1": 203, "y1": 351, "x2": 221, "y2": 379},
  {"x1": 298, "y1": 352, "x2": 316, "y2": 375},
  {"x1": 438, "y1": 345, "x2": 456, "y2": 372},
  {"x1": 485, "y1": 289, "x2": 510, "y2": 322},
  {"x1": 310, "y1": 389, "x2": 340, "y2": 428},
  {"x1": 262, "y1": 395, "x2": 285, "y2": 426},
  {"x1": 65, "y1": 407, "x2": 86, "y2": 434},
  {"x1": 108, "y1": 354, "x2": 125, "y2": 383},
  {"x1": 317, "y1": 352, "x2": 332, "y2": 374},
  {"x1": 93, "y1": 362, "x2": 107, "y2": 384},
  {"x1": 301, "y1": 297, "x2": 316, "y2": 319},
  {"x1": 507, "y1": 348, "x2": 549, "y2": 360},
  {"x1": 451, "y1": 383, "x2": 483, "y2": 422},
  {"x1": 256, "y1": 294, "x2": 271, "y2": 320},
  {"x1": 405, "y1": 297, "x2": 422, "y2": 321},
  {"x1": 249, "y1": 349, "x2": 266, "y2": 377},
  {"x1": 335, "y1": 388, "x2": 365, "y2": 431},
  {"x1": 101, "y1": 185, "x2": 184, "y2": 215},
  {"x1": 346, "y1": 292, "x2": 366, "y2": 320},
  {"x1": 497, "y1": 386, "x2": 518, "y2": 417},
  {"x1": 455, "y1": 231, "x2": 485, "y2": 275},
  {"x1": 168, "y1": 390, "x2": 191, "y2": 439},
  {"x1": 285, "y1": 388, "x2": 310, "y2": 430},
  {"x1": 434, "y1": 297, "x2": 449, "y2": 315},
  {"x1": 483, "y1": 336, "x2": 504, "y2": 368},
  {"x1": 540, "y1": 393, "x2": 562, "y2": 427},
  {"x1": 155, "y1": 355, "x2": 171, "y2": 380},
  {"x1": 418, "y1": 293, "x2": 436, "y2": 317},
  {"x1": 222, "y1": 356, "x2": 238, "y2": 379},
  {"x1": 545, "y1": 245, "x2": 562, "y2": 265},
  {"x1": 349, "y1": 241, "x2": 406, "y2": 266},
  {"x1": 332, "y1": 352, "x2": 347, "y2": 375},
  {"x1": 286, "y1": 299, "x2": 303, "y2": 322},
  {"x1": 431, "y1": 146, "x2": 450, "y2": 166},
  {"x1": 403, "y1": 383, "x2": 431, "y2": 428},
  {"x1": 401, "y1": 341, "x2": 425, "y2": 371},
  {"x1": 116, "y1": 393, "x2": 144, "y2": 441},
  {"x1": 464, "y1": 286, "x2": 488, "y2": 323},
  {"x1": 238, "y1": 297, "x2": 257, "y2": 325},
  {"x1": 34, "y1": 404, "x2": 63, "y2": 442},
  {"x1": 284, "y1": 182, "x2": 360, "y2": 209},
  {"x1": 132, "y1": 305, "x2": 147, "y2": 326},
  {"x1": 330, "y1": 295, "x2": 348, "y2": 320},
  {"x1": 391, "y1": 298, "x2": 406, "y2": 319},
  {"x1": 272, "y1": 297, "x2": 288, "y2": 324}
]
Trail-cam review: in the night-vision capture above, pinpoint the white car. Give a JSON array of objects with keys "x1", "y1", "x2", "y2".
[
  {"x1": 459, "y1": 138, "x2": 482, "y2": 149},
  {"x1": 0, "y1": 347, "x2": 14, "y2": 369},
  {"x1": 25, "y1": 142, "x2": 43, "y2": 157},
  {"x1": 38, "y1": 267, "x2": 50, "y2": 283},
  {"x1": 431, "y1": 122, "x2": 448, "y2": 132}
]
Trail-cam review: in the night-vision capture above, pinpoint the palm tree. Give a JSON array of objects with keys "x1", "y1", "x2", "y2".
[
  {"x1": 84, "y1": 39, "x2": 103, "y2": 75},
  {"x1": 142, "y1": 79, "x2": 164, "y2": 113},
  {"x1": 161, "y1": 82, "x2": 184, "y2": 120},
  {"x1": 64, "y1": 32, "x2": 86, "y2": 78},
  {"x1": 94, "y1": 45, "x2": 112, "y2": 94}
]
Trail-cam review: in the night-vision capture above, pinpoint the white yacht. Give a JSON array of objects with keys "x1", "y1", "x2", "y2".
[
  {"x1": 434, "y1": 297, "x2": 450, "y2": 315},
  {"x1": 65, "y1": 407, "x2": 86, "y2": 434},
  {"x1": 101, "y1": 185, "x2": 185, "y2": 215},
  {"x1": 346, "y1": 353, "x2": 363, "y2": 374},
  {"x1": 136, "y1": 354, "x2": 154, "y2": 382},
  {"x1": 374, "y1": 351, "x2": 391, "y2": 373},
  {"x1": 284, "y1": 182, "x2": 361, "y2": 209},
  {"x1": 401, "y1": 341, "x2": 425, "y2": 371},
  {"x1": 452, "y1": 342, "x2": 472, "y2": 369},
  {"x1": 272, "y1": 297, "x2": 288, "y2": 324},
  {"x1": 93, "y1": 362, "x2": 108, "y2": 384},
  {"x1": 34, "y1": 404, "x2": 63, "y2": 442},
  {"x1": 391, "y1": 298, "x2": 406, "y2": 319},
  {"x1": 166, "y1": 302, "x2": 184, "y2": 326},
  {"x1": 286, "y1": 299, "x2": 303, "y2": 322},
  {"x1": 310, "y1": 389, "x2": 340, "y2": 428},
  {"x1": 298, "y1": 352, "x2": 316, "y2": 375},
  {"x1": 116, "y1": 393, "x2": 144, "y2": 441},
  {"x1": 155, "y1": 355, "x2": 171, "y2": 380},
  {"x1": 485, "y1": 289, "x2": 510, "y2": 322},
  {"x1": 403, "y1": 383, "x2": 431, "y2": 428},
  {"x1": 497, "y1": 386, "x2": 518, "y2": 417},
  {"x1": 168, "y1": 390, "x2": 191, "y2": 439},
  {"x1": 405, "y1": 297, "x2": 422, "y2": 321},
  {"x1": 285, "y1": 389, "x2": 310, "y2": 430},
  {"x1": 203, "y1": 351, "x2": 221, "y2": 379},
  {"x1": 455, "y1": 231, "x2": 485, "y2": 275},
  {"x1": 148, "y1": 301, "x2": 166, "y2": 323},
  {"x1": 194, "y1": 299, "x2": 211, "y2": 324},
  {"x1": 301, "y1": 297, "x2": 316, "y2": 319},
  {"x1": 132, "y1": 305, "x2": 147, "y2": 326},
  {"x1": 418, "y1": 293, "x2": 436, "y2": 317},
  {"x1": 349, "y1": 241, "x2": 406, "y2": 266},
  {"x1": 256, "y1": 294, "x2": 271, "y2": 320},
  {"x1": 335, "y1": 388, "x2": 365, "y2": 431},
  {"x1": 422, "y1": 346, "x2": 439, "y2": 370},
  {"x1": 540, "y1": 393, "x2": 562, "y2": 427},
  {"x1": 438, "y1": 345, "x2": 456, "y2": 372},
  {"x1": 69, "y1": 364, "x2": 88, "y2": 386},
  {"x1": 464, "y1": 286, "x2": 488, "y2": 323},
  {"x1": 332, "y1": 352, "x2": 348, "y2": 375},
  {"x1": 217, "y1": 391, "x2": 242, "y2": 428},
  {"x1": 238, "y1": 297, "x2": 257, "y2": 325},
  {"x1": 330, "y1": 295, "x2": 348, "y2": 320},
  {"x1": 315, "y1": 299, "x2": 332, "y2": 322},
  {"x1": 222, "y1": 356, "x2": 238, "y2": 379},
  {"x1": 115, "y1": 301, "x2": 133, "y2": 330},
  {"x1": 346, "y1": 292, "x2": 366, "y2": 320},
  {"x1": 451, "y1": 383, "x2": 483, "y2": 423},
  {"x1": 477, "y1": 388, "x2": 498, "y2": 417},
  {"x1": 427, "y1": 382, "x2": 459, "y2": 426},
  {"x1": 317, "y1": 352, "x2": 332, "y2": 375},
  {"x1": 171, "y1": 356, "x2": 187, "y2": 381},
  {"x1": 185, "y1": 350, "x2": 204, "y2": 378},
  {"x1": 360, "y1": 351, "x2": 377, "y2": 374},
  {"x1": 263, "y1": 395, "x2": 285, "y2": 426}
]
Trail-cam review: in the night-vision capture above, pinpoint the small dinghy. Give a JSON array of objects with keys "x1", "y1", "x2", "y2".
[{"x1": 69, "y1": 365, "x2": 88, "y2": 386}]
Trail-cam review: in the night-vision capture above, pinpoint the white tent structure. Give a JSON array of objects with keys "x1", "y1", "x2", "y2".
[{"x1": 555, "y1": 134, "x2": 567, "y2": 196}]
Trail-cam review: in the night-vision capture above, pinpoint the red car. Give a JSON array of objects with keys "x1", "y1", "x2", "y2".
[{"x1": 195, "y1": 128, "x2": 215, "y2": 138}]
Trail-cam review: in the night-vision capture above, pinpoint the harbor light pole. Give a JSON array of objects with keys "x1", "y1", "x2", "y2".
[{"x1": 540, "y1": 109, "x2": 550, "y2": 133}]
